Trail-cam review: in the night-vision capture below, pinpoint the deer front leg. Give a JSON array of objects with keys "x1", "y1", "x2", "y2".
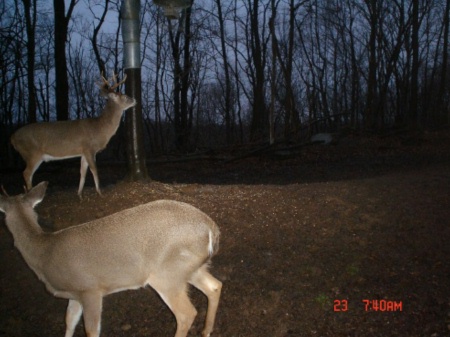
[
  {"x1": 64, "y1": 299, "x2": 83, "y2": 337},
  {"x1": 78, "y1": 156, "x2": 89, "y2": 199}
]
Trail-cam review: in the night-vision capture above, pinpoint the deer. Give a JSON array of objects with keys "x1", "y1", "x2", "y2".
[
  {"x1": 0, "y1": 181, "x2": 222, "y2": 337},
  {"x1": 10, "y1": 72, "x2": 136, "y2": 199}
]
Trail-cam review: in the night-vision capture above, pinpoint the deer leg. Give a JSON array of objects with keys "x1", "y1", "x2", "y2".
[
  {"x1": 152, "y1": 282, "x2": 197, "y2": 337},
  {"x1": 78, "y1": 156, "x2": 89, "y2": 198},
  {"x1": 80, "y1": 292, "x2": 103, "y2": 337},
  {"x1": 23, "y1": 157, "x2": 43, "y2": 190},
  {"x1": 189, "y1": 266, "x2": 222, "y2": 337},
  {"x1": 64, "y1": 299, "x2": 83, "y2": 337},
  {"x1": 84, "y1": 153, "x2": 102, "y2": 196}
]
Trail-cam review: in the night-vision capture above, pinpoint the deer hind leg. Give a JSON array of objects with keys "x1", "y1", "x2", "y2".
[
  {"x1": 189, "y1": 265, "x2": 222, "y2": 337},
  {"x1": 84, "y1": 152, "x2": 102, "y2": 196},
  {"x1": 79, "y1": 292, "x2": 103, "y2": 337},
  {"x1": 152, "y1": 281, "x2": 197, "y2": 337},
  {"x1": 78, "y1": 156, "x2": 89, "y2": 198},
  {"x1": 23, "y1": 156, "x2": 43, "y2": 190},
  {"x1": 64, "y1": 299, "x2": 83, "y2": 337}
]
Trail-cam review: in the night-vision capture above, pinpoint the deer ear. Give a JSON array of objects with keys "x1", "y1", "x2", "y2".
[
  {"x1": 25, "y1": 181, "x2": 48, "y2": 208},
  {"x1": 0, "y1": 196, "x2": 5, "y2": 212}
]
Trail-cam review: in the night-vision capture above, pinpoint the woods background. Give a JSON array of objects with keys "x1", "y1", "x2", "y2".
[{"x1": 1, "y1": 0, "x2": 449, "y2": 168}]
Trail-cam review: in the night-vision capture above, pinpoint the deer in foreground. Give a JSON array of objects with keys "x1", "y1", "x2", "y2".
[
  {"x1": 10, "y1": 72, "x2": 136, "y2": 198},
  {"x1": 0, "y1": 181, "x2": 222, "y2": 337}
]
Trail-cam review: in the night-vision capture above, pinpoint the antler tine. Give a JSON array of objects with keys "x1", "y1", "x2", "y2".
[
  {"x1": 101, "y1": 71, "x2": 110, "y2": 84},
  {"x1": 96, "y1": 71, "x2": 110, "y2": 89},
  {"x1": 117, "y1": 73, "x2": 127, "y2": 86},
  {"x1": 109, "y1": 71, "x2": 127, "y2": 90},
  {"x1": 95, "y1": 71, "x2": 112, "y2": 97},
  {"x1": 95, "y1": 71, "x2": 126, "y2": 93}
]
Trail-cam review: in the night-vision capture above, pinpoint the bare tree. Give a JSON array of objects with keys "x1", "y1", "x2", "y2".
[
  {"x1": 363, "y1": 0, "x2": 380, "y2": 130},
  {"x1": 409, "y1": 0, "x2": 420, "y2": 128},
  {"x1": 90, "y1": 0, "x2": 110, "y2": 76},
  {"x1": 216, "y1": 0, "x2": 234, "y2": 144},
  {"x1": 22, "y1": 0, "x2": 37, "y2": 123},
  {"x1": 245, "y1": 0, "x2": 269, "y2": 141},
  {"x1": 269, "y1": 0, "x2": 303, "y2": 141},
  {"x1": 168, "y1": 3, "x2": 194, "y2": 151},
  {"x1": 439, "y1": 0, "x2": 450, "y2": 124},
  {"x1": 53, "y1": 0, "x2": 77, "y2": 121}
]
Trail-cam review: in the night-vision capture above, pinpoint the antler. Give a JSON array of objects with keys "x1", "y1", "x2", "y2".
[
  {"x1": 109, "y1": 72, "x2": 127, "y2": 90},
  {"x1": 96, "y1": 71, "x2": 127, "y2": 95},
  {"x1": 96, "y1": 72, "x2": 111, "y2": 96}
]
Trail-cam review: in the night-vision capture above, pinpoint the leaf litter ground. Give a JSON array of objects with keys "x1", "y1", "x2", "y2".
[{"x1": 1, "y1": 130, "x2": 450, "y2": 337}]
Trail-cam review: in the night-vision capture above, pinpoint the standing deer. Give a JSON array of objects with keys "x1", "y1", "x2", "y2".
[
  {"x1": 11, "y1": 72, "x2": 136, "y2": 198},
  {"x1": 0, "y1": 181, "x2": 222, "y2": 337}
]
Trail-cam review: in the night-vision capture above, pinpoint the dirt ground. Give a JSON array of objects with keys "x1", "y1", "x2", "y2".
[{"x1": 1, "y1": 129, "x2": 450, "y2": 337}]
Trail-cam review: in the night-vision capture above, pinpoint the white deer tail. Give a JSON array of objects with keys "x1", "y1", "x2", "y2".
[{"x1": 208, "y1": 229, "x2": 220, "y2": 257}]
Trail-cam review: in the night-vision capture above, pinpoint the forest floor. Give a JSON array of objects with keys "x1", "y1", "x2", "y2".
[{"x1": 1, "y1": 129, "x2": 450, "y2": 337}]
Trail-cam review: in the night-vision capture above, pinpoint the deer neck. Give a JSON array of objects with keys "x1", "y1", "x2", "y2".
[
  {"x1": 97, "y1": 102, "x2": 124, "y2": 136},
  {"x1": 4, "y1": 203, "x2": 47, "y2": 271}
]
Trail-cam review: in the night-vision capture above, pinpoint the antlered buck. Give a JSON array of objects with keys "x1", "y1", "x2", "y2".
[
  {"x1": 0, "y1": 181, "x2": 222, "y2": 337},
  {"x1": 11, "y1": 72, "x2": 136, "y2": 198}
]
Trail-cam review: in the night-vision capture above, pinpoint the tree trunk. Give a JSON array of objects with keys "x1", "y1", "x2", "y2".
[
  {"x1": 440, "y1": 0, "x2": 450, "y2": 124},
  {"x1": 22, "y1": 0, "x2": 37, "y2": 123},
  {"x1": 53, "y1": 0, "x2": 76, "y2": 121},
  {"x1": 409, "y1": 0, "x2": 420, "y2": 129},
  {"x1": 169, "y1": 4, "x2": 193, "y2": 152},
  {"x1": 249, "y1": 0, "x2": 268, "y2": 141},
  {"x1": 216, "y1": 0, "x2": 233, "y2": 144},
  {"x1": 91, "y1": 0, "x2": 110, "y2": 76},
  {"x1": 365, "y1": 0, "x2": 378, "y2": 130},
  {"x1": 180, "y1": 5, "x2": 192, "y2": 150}
]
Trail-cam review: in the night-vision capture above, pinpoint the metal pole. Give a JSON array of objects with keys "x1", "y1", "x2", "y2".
[{"x1": 121, "y1": 0, "x2": 148, "y2": 180}]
